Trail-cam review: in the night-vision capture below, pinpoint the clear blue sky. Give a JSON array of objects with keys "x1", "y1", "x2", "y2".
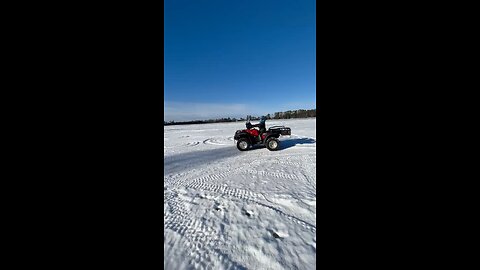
[{"x1": 165, "y1": 0, "x2": 316, "y2": 121}]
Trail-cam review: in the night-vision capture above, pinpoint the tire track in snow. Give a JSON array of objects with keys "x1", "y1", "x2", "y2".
[
  {"x1": 168, "y1": 169, "x2": 315, "y2": 232},
  {"x1": 185, "y1": 181, "x2": 262, "y2": 200},
  {"x1": 173, "y1": 168, "x2": 300, "y2": 193},
  {"x1": 269, "y1": 154, "x2": 316, "y2": 162},
  {"x1": 164, "y1": 191, "x2": 247, "y2": 270},
  {"x1": 203, "y1": 138, "x2": 232, "y2": 146},
  {"x1": 165, "y1": 168, "x2": 316, "y2": 267},
  {"x1": 168, "y1": 167, "x2": 244, "y2": 188},
  {"x1": 240, "y1": 169, "x2": 300, "y2": 180},
  {"x1": 164, "y1": 171, "x2": 192, "y2": 187},
  {"x1": 186, "y1": 141, "x2": 200, "y2": 146},
  {"x1": 182, "y1": 181, "x2": 316, "y2": 233},
  {"x1": 164, "y1": 193, "x2": 222, "y2": 269},
  {"x1": 250, "y1": 159, "x2": 316, "y2": 194},
  {"x1": 255, "y1": 159, "x2": 303, "y2": 167}
]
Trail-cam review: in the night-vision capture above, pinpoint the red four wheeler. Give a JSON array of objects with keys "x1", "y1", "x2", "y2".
[{"x1": 234, "y1": 120, "x2": 291, "y2": 151}]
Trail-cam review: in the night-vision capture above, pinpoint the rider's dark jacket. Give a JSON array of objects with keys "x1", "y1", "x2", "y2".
[{"x1": 252, "y1": 119, "x2": 266, "y2": 134}]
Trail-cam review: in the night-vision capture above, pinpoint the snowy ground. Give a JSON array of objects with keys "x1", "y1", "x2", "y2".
[{"x1": 164, "y1": 118, "x2": 316, "y2": 270}]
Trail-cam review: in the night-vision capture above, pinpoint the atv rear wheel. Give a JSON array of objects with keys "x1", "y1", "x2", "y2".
[
  {"x1": 266, "y1": 138, "x2": 280, "y2": 151},
  {"x1": 236, "y1": 138, "x2": 250, "y2": 151}
]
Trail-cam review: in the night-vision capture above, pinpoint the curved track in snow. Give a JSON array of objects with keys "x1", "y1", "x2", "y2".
[{"x1": 164, "y1": 119, "x2": 316, "y2": 270}]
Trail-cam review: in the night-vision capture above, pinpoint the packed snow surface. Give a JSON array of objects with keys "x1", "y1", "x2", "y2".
[{"x1": 164, "y1": 118, "x2": 316, "y2": 270}]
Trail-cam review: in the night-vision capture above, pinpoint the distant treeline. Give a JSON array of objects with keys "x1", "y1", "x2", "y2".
[
  {"x1": 272, "y1": 108, "x2": 316, "y2": 119},
  {"x1": 164, "y1": 118, "x2": 239, "y2": 126},
  {"x1": 164, "y1": 108, "x2": 316, "y2": 125}
]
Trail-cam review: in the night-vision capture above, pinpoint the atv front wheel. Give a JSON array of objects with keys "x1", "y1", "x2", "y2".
[
  {"x1": 266, "y1": 138, "x2": 280, "y2": 151},
  {"x1": 236, "y1": 138, "x2": 251, "y2": 151}
]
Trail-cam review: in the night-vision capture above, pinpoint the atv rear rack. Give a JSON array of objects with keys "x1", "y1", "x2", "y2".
[{"x1": 268, "y1": 126, "x2": 291, "y2": 136}]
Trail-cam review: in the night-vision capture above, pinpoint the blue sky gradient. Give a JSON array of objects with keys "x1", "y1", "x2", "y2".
[{"x1": 165, "y1": 0, "x2": 316, "y2": 121}]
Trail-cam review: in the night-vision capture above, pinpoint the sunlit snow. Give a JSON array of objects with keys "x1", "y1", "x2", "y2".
[{"x1": 164, "y1": 118, "x2": 316, "y2": 270}]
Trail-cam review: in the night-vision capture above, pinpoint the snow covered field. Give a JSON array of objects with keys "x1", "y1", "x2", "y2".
[{"x1": 164, "y1": 118, "x2": 316, "y2": 270}]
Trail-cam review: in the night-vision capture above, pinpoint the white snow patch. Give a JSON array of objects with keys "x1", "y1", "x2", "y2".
[{"x1": 164, "y1": 118, "x2": 316, "y2": 269}]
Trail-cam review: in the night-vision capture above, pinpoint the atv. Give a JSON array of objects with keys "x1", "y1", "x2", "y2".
[{"x1": 234, "y1": 119, "x2": 291, "y2": 151}]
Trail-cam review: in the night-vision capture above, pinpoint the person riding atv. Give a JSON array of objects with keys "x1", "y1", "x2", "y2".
[
  {"x1": 250, "y1": 116, "x2": 267, "y2": 139},
  {"x1": 234, "y1": 116, "x2": 291, "y2": 151}
]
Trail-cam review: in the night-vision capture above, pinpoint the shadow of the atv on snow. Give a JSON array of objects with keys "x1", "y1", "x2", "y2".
[
  {"x1": 164, "y1": 147, "x2": 241, "y2": 175},
  {"x1": 249, "y1": 137, "x2": 316, "y2": 151},
  {"x1": 279, "y1": 138, "x2": 316, "y2": 150}
]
